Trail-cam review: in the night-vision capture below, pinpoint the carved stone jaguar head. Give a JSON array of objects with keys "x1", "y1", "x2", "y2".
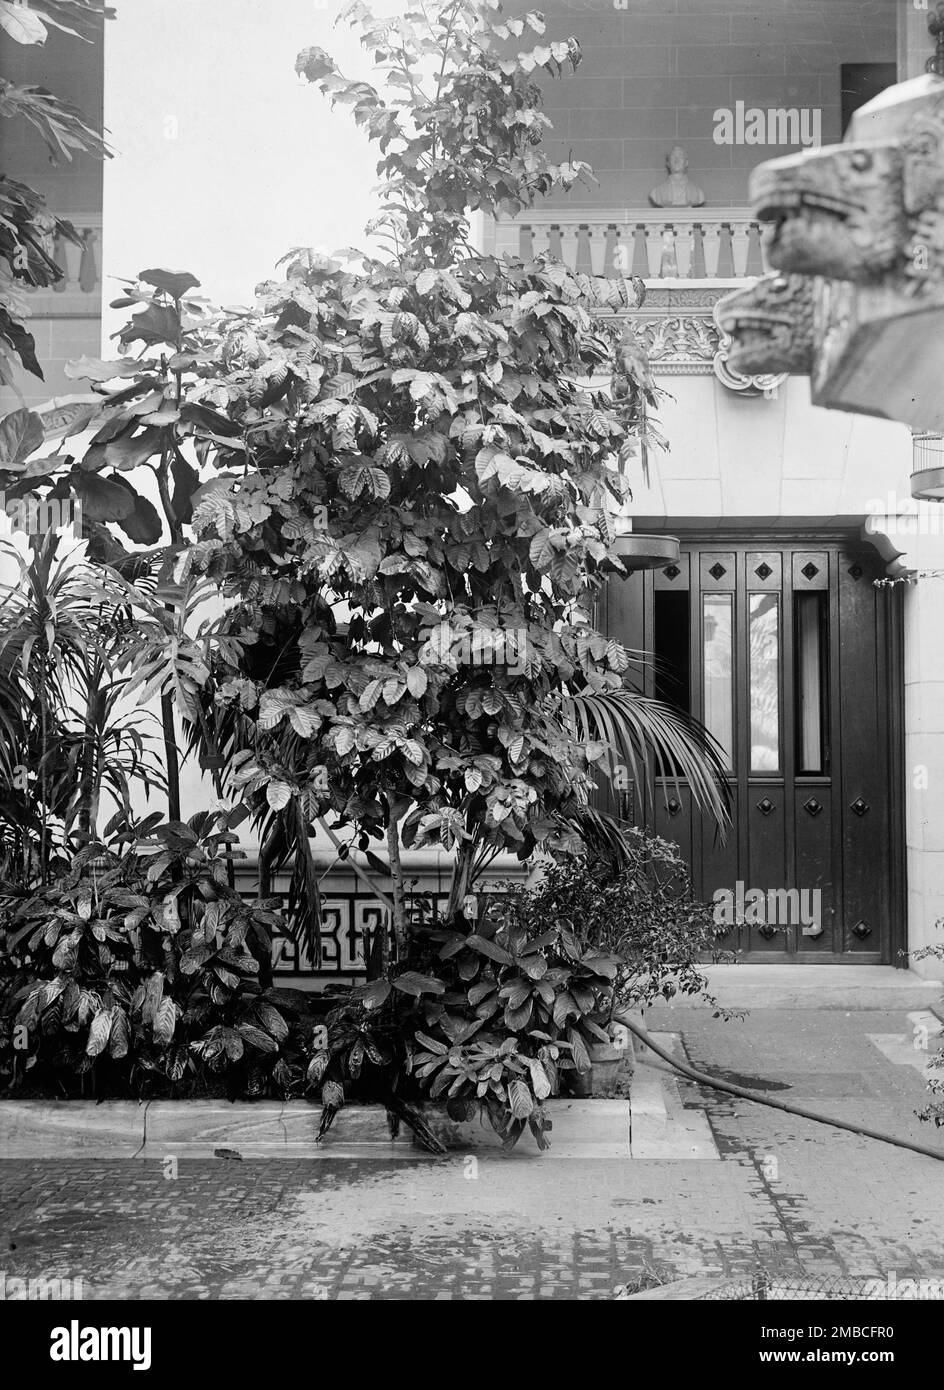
[
  {"x1": 715, "y1": 274, "x2": 815, "y2": 377},
  {"x1": 750, "y1": 142, "x2": 906, "y2": 282}
]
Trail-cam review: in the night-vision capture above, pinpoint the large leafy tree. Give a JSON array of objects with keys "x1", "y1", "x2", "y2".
[
  {"x1": 178, "y1": 0, "x2": 726, "y2": 953},
  {"x1": 0, "y1": 0, "x2": 112, "y2": 393}
]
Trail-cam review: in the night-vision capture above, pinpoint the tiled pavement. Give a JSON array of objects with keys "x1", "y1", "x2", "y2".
[{"x1": 1, "y1": 1008, "x2": 943, "y2": 1299}]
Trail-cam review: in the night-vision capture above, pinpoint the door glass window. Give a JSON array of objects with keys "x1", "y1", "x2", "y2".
[
  {"x1": 702, "y1": 592, "x2": 733, "y2": 770},
  {"x1": 654, "y1": 590, "x2": 691, "y2": 711},
  {"x1": 795, "y1": 592, "x2": 829, "y2": 774},
  {"x1": 749, "y1": 592, "x2": 780, "y2": 771}
]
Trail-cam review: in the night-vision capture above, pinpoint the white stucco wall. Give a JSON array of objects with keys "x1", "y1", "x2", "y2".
[{"x1": 628, "y1": 374, "x2": 915, "y2": 527}]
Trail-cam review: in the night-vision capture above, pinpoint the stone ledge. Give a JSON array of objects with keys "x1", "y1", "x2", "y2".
[{"x1": 0, "y1": 1098, "x2": 632, "y2": 1161}]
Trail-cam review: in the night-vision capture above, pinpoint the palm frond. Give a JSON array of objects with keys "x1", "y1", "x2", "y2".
[
  {"x1": 256, "y1": 797, "x2": 323, "y2": 967},
  {"x1": 565, "y1": 688, "x2": 731, "y2": 830},
  {"x1": 555, "y1": 804, "x2": 641, "y2": 877}
]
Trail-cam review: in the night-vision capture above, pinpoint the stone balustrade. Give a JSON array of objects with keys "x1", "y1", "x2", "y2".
[
  {"x1": 20, "y1": 213, "x2": 102, "y2": 311},
  {"x1": 486, "y1": 207, "x2": 767, "y2": 283}
]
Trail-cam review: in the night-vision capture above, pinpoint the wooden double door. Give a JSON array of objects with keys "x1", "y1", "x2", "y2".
[{"x1": 599, "y1": 534, "x2": 905, "y2": 962}]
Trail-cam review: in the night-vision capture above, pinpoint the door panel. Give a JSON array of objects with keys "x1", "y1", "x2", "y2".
[
  {"x1": 838, "y1": 549, "x2": 891, "y2": 958},
  {"x1": 602, "y1": 535, "x2": 903, "y2": 963},
  {"x1": 653, "y1": 786, "x2": 694, "y2": 880},
  {"x1": 793, "y1": 784, "x2": 834, "y2": 953}
]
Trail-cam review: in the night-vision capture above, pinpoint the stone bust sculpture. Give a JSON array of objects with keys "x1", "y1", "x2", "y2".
[{"x1": 649, "y1": 145, "x2": 706, "y2": 208}]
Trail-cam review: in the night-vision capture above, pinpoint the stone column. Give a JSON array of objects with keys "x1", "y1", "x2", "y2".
[
  {"x1": 901, "y1": 528, "x2": 944, "y2": 976},
  {"x1": 862, "y1": 511, "x2": 944, "y2": 977}
]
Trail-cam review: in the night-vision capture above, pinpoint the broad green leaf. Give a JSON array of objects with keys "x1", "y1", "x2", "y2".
[
  {"x1": 508, "y1": 1078, "x2": 534, "y2": 1119},
  {"x1": 0, "y1": 408, "x2": 43, "y2": 468},
  {"x1": 0, "y1": 2, "x2": 47, "y2": 44},
  {"x1": 466, "y1": 934, "x2": 514, "y2": 965},
  {"x1": 65, "y1": 357, "x2": 149, "y2": 382},
  {"x1": 392, "y1": 971, "x2": 446, "y2": 998},
  {"x1": 139, "y1": 268, "x2": 201, "y2": 299},
  {"x1": 266, "y1": 780, "x2": 292, "y2": 811}
]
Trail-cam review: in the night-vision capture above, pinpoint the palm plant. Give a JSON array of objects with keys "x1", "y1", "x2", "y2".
[{"x1": 0, "y1": 534, "x2": 165, "y2": 886}]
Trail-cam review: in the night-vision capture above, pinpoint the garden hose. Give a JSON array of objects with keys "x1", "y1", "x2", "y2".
[{"x1": 612, "y1": 1010, "x2": 944, "y2": 1165}]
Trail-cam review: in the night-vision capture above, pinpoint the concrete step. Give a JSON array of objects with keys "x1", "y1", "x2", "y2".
[
  {"x1": 630, "y1": 1033, "x2": 720, "y2": 1160},
  {"x1": 662, "y1": 964, "x2": 944, "y2": 1011}
]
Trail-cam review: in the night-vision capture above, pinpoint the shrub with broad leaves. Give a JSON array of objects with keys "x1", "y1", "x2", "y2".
[
  {"x1": 0, "y1": 812, "x2": 302, "y2": 1096},
  {"x1": 310, "y1": 904, "x2": 623, "y2": 1150}
]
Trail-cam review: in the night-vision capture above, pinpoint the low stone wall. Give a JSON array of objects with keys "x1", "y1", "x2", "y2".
[{"x1": 0, "y1": 1098, "x2": 631, "y2": 1160}]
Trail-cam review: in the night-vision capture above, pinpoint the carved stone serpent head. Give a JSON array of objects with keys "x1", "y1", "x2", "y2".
[
  {"x1": 715, "y1": 274, "x2": 815, "y2": 377},
  {"x1": 750, "y1": 141, "x2": 906, "y2": 282}
]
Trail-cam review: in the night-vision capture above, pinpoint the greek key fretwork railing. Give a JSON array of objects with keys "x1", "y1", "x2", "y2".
[{"x1": 252, "y1": 891, "x2": 452, "y2": 979}]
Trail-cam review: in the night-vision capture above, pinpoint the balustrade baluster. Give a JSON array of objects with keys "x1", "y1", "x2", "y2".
[
  {"x1": 531, "y1": 224, "x2": 550, "y2": 258},
  {"x1": 715, "y1": 222, "x2": 735, "y2": 278},
  {"x1": 61, "y1": 237, "x2": 83, "y2": 292},
  {"x1": 690, "y1": 223, "x2": 707, "y2": 278},
  {"x1": 51, "y1": 231, "x2": 68, "y2": 292},
  {"x1": 701, "y1": 221, "x2": 721, "y2": 278},
  {"x1": 602, "y1": 225, "x2": 619, "y2": 277},
  {"x1": 657, "y1": 224, "x2": 678, "y2": 277},
  {"x1": 744, "y1": 222, "x2": 765, "y2": 278},
  {"x1": 574, "y1": 224, "x2": 593, "y2": 274},
  {"x1": 588, "y1": 224, "x2": 607, "y2": 276},
  {"x1": 730, "y1": 220, "x2": 751, "y2": 277},
  {"x1": 630, "y1": 224, "x2": 650, "y2": 277},
  {"x1": 79, "y1": 229, "x2": 99, "y2": 293},
  {"x1": 559, "y1": 225, "x2": 579, "y2": 268},
  {"x1": 675, "y1": 222, "x2": 694, "y2": 277}
]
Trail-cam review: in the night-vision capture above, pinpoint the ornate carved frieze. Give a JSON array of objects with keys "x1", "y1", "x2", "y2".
[
  {"x1": 631, "y1": 313, "x2": 718, "y2": 368},
  {"x1": 614, "y1": 305, "x2": 783, "y2": 394}
]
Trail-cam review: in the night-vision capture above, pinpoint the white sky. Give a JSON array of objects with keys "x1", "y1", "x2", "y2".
[{"x1": 102, "y1": 0, "x2": 411, "y2": 333}]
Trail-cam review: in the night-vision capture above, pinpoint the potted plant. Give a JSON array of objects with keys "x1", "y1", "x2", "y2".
[{"x1": 568, "y1": 1024, "x2": 631, "y2": 1099}]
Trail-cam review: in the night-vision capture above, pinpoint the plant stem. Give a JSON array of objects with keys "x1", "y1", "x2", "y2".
[
  {"x1": 384, "y1": 803, "x2": 409, "y2": 957},
  {"x1": 161, "y1": 691, "x2": 182, "y2": 823},
  {"x1": 318, "y1": 818, "x2": 396, "y2": 916},
  {"x1": 155, "y1": 425, "x2": 184, "y2": 824}
]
